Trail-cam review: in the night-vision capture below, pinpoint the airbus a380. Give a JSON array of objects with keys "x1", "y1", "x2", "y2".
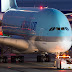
[{"x1": 0, "y1": 0, "x2": 71, "y2": 62}]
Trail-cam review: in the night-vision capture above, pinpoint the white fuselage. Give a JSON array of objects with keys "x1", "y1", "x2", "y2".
[
  {"x1": 35, "y1": 41, "x2": 71, "y2": 53},
  {"x1": 34, "y1": 36, "x2": 71, "y2": 53}
]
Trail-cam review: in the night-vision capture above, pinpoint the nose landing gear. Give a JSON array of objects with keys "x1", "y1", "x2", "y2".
[{"x1": 37, "y1": 53, "x2": 51, "y2": 62}]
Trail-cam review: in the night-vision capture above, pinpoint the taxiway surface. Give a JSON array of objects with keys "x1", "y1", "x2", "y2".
[{"x1": 0, "y1": 62, "x2": 72, "y2": 72}]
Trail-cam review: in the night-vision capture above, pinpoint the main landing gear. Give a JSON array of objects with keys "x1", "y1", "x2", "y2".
[
  {"x1": 11, "y1": 56, "x2": 24, "y2": 63},
  {"x1": 0, "y1": 56, "x2": 8, "y2": 63},
  {"x1": 37, "y1": 53, "x2": 51, "y2": 62}
]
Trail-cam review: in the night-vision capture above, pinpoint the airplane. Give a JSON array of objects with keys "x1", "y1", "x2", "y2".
[{"x1": 0, "y1": 0, "x2": 71, "y2": 62}]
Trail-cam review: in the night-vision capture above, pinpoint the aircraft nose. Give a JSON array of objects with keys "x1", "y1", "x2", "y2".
[{"x1": 32, "y1": 8, "x2": 71, "y2": 37}]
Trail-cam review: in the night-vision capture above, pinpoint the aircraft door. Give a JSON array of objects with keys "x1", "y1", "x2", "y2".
[{"x1": 39, "y1": 28, "x2": 45, "y2": 40}]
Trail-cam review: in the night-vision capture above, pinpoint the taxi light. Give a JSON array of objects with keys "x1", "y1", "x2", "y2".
[{"x1": 40, "y1": 6, "x2": 43, "y2": 9}]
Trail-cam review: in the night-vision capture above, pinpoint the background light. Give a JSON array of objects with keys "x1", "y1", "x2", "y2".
[
  {"x1": 70, "y1": 15, "x2": 72, "y2": 17},
  {"x1": 40, "y1": 6, "x2": 43, "y2": 9}
]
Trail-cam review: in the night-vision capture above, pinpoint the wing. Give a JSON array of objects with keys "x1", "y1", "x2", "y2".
[
  {"x1": 65, "y1": 13, "x2": 72, "y2": 16},
  {"x1": 0, "y1": 37, "x2": 29, "y2": 50},
  {"x1": 61, "y1": 11, "x2": 72, "y2": 16},
  {"x1": 0, "y1": 36, "x2": 39, "y2": 53}
]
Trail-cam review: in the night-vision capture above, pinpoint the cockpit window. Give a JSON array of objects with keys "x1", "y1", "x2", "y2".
[
  {"x1": 49, "y1": 27, "x2": 55, "y2": 31},
  {"x1": 65, "y1": 27, "x2": 69, "y2": 31},
  {"x1": 56, "y1": 27, "x2": 60, "y2": 30},
  {"x1": 61, "y1": 27, "x2": 64, "y2": 30}
]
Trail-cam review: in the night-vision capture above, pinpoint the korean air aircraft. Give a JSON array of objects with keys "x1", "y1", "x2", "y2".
[{"x1": 0, "y1": 0, "x2": 71, "y2": 62}]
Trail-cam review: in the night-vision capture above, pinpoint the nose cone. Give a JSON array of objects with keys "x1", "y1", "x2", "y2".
[{"x1": 33, "y1": 8, "x2": 71, "y2": 37}]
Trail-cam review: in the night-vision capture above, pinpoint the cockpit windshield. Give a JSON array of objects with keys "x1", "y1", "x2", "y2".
[{"x1": 49, "y1": 27, "x2": 69, "y2": 31}]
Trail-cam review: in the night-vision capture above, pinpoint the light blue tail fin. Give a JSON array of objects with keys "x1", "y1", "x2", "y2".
[{"x1": 1, "y1": 0, "x2": 18, "y2": 12}]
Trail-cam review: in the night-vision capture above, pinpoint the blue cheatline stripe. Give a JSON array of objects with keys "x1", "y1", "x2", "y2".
[{"x1": 0, "y1": 0, "x2": 1, "y2": 12}]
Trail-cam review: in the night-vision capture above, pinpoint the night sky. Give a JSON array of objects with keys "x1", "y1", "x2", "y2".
[
  {"x1": 16, "y1": 0, "x2": 72, "y2": 10},
  {"x1": 17, "y1": 0, "x2": 72, "y2": 1}
]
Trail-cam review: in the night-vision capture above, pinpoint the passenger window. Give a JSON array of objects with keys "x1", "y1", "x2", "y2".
[
  {"x1": 56, "y1": 27, "x2": 60, "y2": 30},
  {"x1": 65, "y1": 27, "x2": 69, "y2": 31},
  {"x1": 49, "y1": 27, "x2": 55, "y2": 31},
  {"x1": 61, "y1": 27, "x2": 64, "y2": 30}
]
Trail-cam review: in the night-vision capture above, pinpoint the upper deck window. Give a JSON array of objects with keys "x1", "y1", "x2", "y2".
[{"x1": 49, "y1": 27, "x2": 55, "y2": 31}]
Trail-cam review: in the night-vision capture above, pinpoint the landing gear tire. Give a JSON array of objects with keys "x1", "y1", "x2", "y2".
[
  {"x1": 11, "y1": 56, "x2": 24, "y2": 63},
  {"x1": 0, "y1": 56, "x2": 8, "y2": 63},
  {"x1": 11, "y1": 56, "x2": 16, "y2": 63},
  {"x1": 3, "y1": 56, "x2": 8, "y2": 63},
  {"x1": 0, "y1": 57, "x2": 2, "y2": 63},
  {"x1": 17, "y1": 56, "x2": 24, "y2": 63},
  {"x1": 37, "y1": 55, "x2": 45, "y2": 62},
  {"x1": 37, "y1": 54, "x2": 51, "y2": 62},
  {"x1": 45, "y1": 54, "x2": 51, "y2": 62}
]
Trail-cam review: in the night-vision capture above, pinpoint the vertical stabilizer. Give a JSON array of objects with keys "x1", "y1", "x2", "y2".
[
  {"x1": 1, "y1": 0, "x2": 18, "y2": 12},
  {"x1": 10, "y1": 0, "x2": 18, "y2": 8}
]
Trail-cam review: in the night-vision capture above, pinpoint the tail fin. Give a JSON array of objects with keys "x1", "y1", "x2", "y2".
[{"x1": 1, "y1": 0, "x2": 18, "y2": 12}]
